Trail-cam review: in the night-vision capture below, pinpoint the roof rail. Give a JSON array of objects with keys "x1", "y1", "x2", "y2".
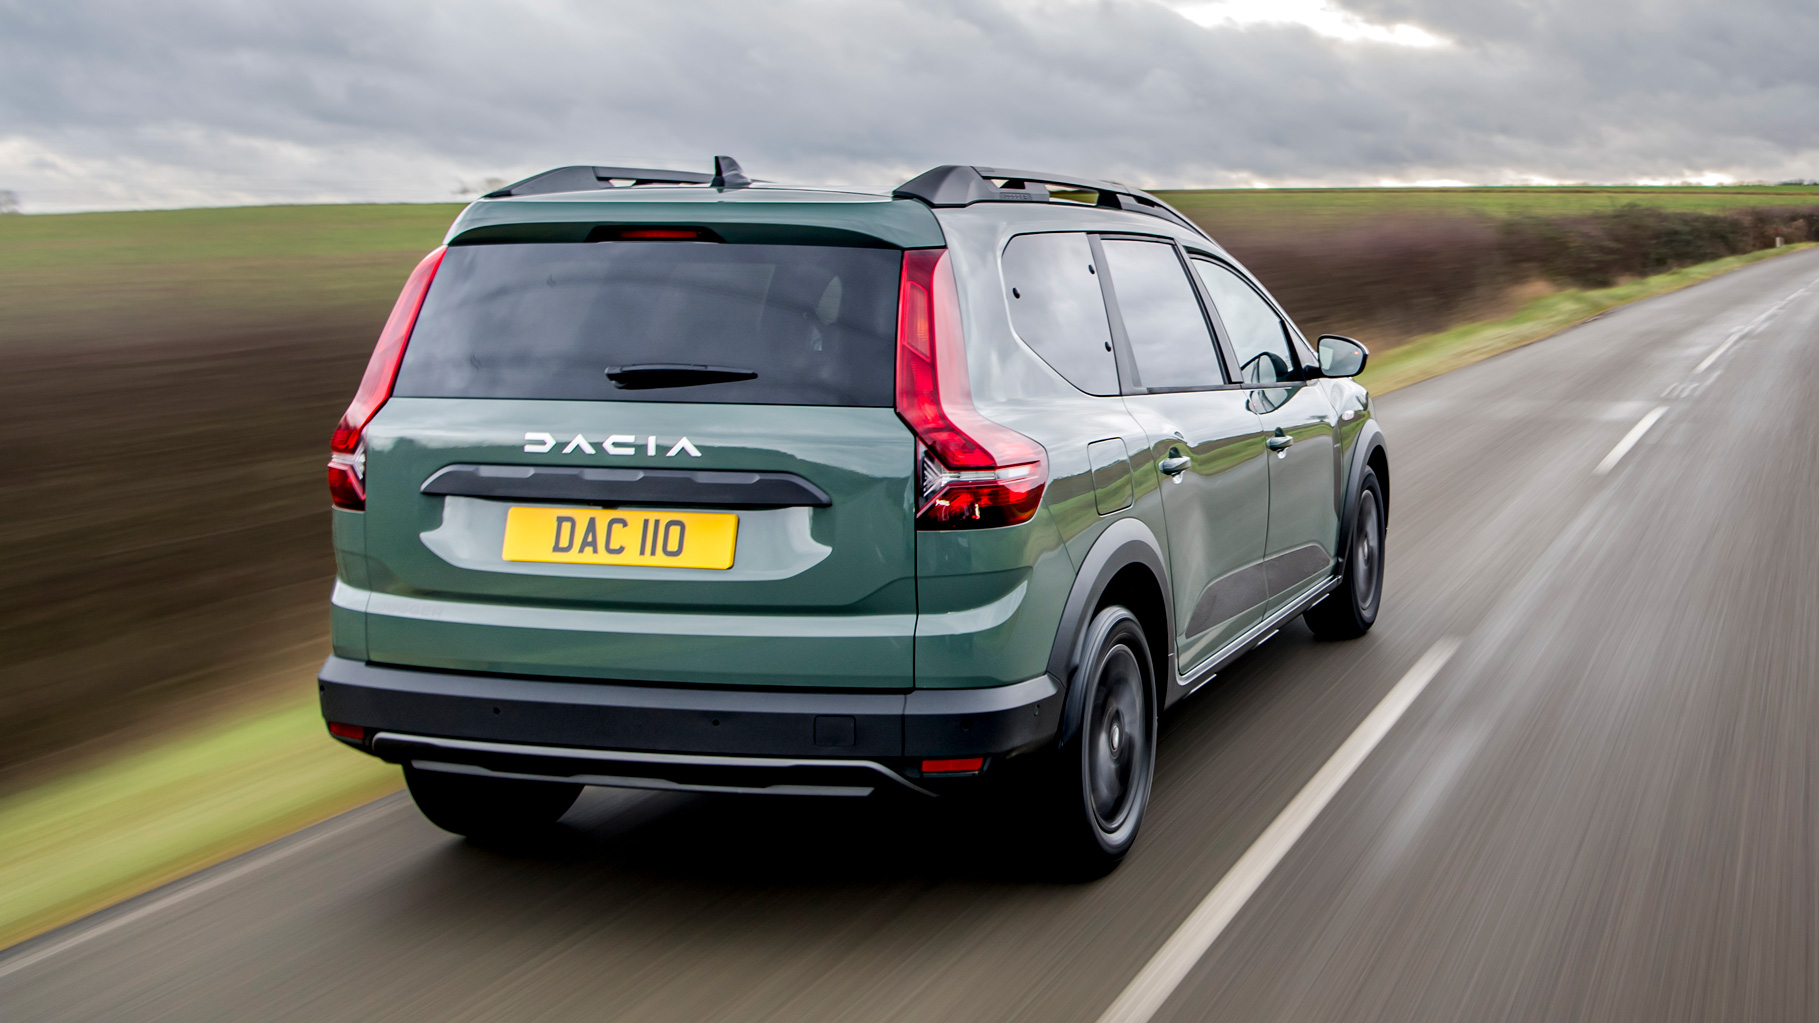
[
  {"x1": 892, "y1": 165, "x2": 1208, "y2": 239},
  {"x1": 485, "y1": 155, "x2": 751, "y2": 198}
]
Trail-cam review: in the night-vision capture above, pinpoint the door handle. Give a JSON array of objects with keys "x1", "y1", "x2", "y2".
[
  {"x1": 1159, "y1": 454, "x2": 1192, "y2": 476},
  {"x1": 1266, "y1": 435, "x2": 1294, "y2": 451}
]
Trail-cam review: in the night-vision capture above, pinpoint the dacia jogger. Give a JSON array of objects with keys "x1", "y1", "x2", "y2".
[{"x1": 320, "y1": 158, "x2": 1388, "y2": 876}]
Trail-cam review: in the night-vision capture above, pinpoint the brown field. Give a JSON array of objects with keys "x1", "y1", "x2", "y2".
[{"x1": 0, "y1": 189, "x2": 1812, "y2": 780}]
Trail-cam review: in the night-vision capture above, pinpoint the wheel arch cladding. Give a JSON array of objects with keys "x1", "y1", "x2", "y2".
[
  {"x1": 1341, "y1": 420, "x2": 1389, "y2": 550},
  {"x1": 1047, "y1": 516, "x2": 1172, "y2": 746},
  {"x1": 1367, "y1": 443, "x2": 1390, "y2": 521}
]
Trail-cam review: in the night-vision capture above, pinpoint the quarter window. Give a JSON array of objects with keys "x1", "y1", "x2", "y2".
[
  {"x1": 1001, "y1": 233, "x2": 1119, "y2": 395},
  {"x1": 1099, "y1": 239, "x2": 1224, "y2": 390}
]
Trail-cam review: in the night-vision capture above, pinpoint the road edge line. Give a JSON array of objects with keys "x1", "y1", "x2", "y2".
[{"x1": 1093, "y1": 638, "x2": 1461, "y2": 1023}]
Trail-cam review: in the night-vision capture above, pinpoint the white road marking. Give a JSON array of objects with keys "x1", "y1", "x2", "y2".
[
  {"x1": 1094, "y1": 639, "x2": 1461, "y2": 1023},
  {"x1": 1593, "y1": 405, "x2": 1669, "y2": 475},
  {"x1": 1694, "y1": 278, "x2": 1819, "y2": 374},
  {"x1": 0, "y1": 799, "x2": 402, "y2": 981},
  {"x1": 1691, "y1": 327, "x2": 1745, "y2": 374}
]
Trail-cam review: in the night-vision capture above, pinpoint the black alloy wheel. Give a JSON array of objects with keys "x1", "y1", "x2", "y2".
[
  {"x1": 1028, "y1": 605, "x2": 1157, "y2": 880},
  {"x1": 1305, "y1": 466, "x2": 1385, "y2": 640},
  {"x1": 404, "y1": 764, "x2": 582, "y2": 843}
]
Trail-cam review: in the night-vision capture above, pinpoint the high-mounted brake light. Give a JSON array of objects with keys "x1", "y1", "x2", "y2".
[
  {"x1": 895, "y1": 249, "x2": 1047, "y2": 529},
  {"x1": 618, "y1": 228, "x2": 700, "y2": 239},
  {"x1": 586, "y1": 225, "x2": 721, "y2": 242},
  {"x1": 328, "y1": 246, "x2": 446, "y2": 510}
]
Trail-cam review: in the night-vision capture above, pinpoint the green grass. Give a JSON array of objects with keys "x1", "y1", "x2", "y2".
[
  {"x1": 0, "y1": 689, "x2": 399, "y2": 950},
  {"x1": 0, "y1": 193, "x2": 1811, "y2": 954},
  {"x1": 0, "y1": 203, "x2": 461, "y2": 348},
  {"x1": 1358, "y1": 243, "x2": 1817, "y2": 394},
  {"x1": 1156, "y1": 184, "x2": 1819, "y2": 235}
]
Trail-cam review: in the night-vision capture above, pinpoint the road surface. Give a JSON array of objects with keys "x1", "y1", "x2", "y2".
[{"x1": 6, "y1": 248, "x2": 1819, "y2": 1022}]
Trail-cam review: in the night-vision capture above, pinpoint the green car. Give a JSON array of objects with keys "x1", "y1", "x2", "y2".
[{"x1": 320, "y1": 157, "x2": 1388, "y2": 876}]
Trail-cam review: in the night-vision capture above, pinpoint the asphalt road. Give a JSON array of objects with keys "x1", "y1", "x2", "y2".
[{"x1": 7, "y1": 248, "x2": 1819, "y2": 1022}]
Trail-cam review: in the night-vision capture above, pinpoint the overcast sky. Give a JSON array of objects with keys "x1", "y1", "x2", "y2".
[{"x1": 3, "y1": 0, "x2": 1816, "y2": 212}]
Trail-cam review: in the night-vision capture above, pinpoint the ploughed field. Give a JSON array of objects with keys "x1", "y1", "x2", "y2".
[{"x1": 1, "y1": 186, "x2": 1814, "y2": 778}]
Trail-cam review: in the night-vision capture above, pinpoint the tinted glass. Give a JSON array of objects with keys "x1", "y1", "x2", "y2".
[
  {"x1": 394, "y1": 242, "x2": 902, "y2": 406},
  {"x1": 1193, "y1": 259, "x2": 1294, "y2": 387},
  {"x1": 1100, "y1": 239, "x2": 1223, "y2": 390},
  {"x1": 1001, "y1": 233, "x2": 1118, "y2": 395}
]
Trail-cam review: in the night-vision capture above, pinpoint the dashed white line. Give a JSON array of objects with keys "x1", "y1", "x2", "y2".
[
  {"x1": 1593, "y1": 405, "x2": 1669, "y2": 475},
  {"x1": 1694, "y1": 278, "x2": 1819, "y2": 374},
  {"x1": 1093, "y1": 639, "x2": 1461, "y2": 1023},
  {"x1": 1691, "y1": 327, "x2": 1746, "y2": 374},
  {"x1": 0, "y1": 799, "x2": 401, "y2": 981}
]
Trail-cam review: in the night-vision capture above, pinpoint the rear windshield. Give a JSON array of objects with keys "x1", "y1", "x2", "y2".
[{"x1": 394, "y1": 242, "x2": 902, "y2": 406}]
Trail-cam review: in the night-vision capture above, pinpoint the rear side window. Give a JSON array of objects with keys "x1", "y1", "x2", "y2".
[
  {"x1": 394, "y1": 242, "x2": 902, "y2": 406},
  {"x1": 1099, "y1": 239, "x2": 1224, "y2": 390},
  {"x1": 1001, "y1": 233, "x2": 1119, "y2": 395}
]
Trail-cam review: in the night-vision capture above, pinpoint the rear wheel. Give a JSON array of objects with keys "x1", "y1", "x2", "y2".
[
  {"x1": 1023, "y1": 605, "x2": 1157, "y2": 880},
  {"x1": 404, "y1": 765, "x2": 582, "y2": 842},
  {"x1": 1305, "y1": 467, "x2": 1385, "y2": 640}
]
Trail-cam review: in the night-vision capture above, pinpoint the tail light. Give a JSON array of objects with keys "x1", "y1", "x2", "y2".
[
  {"x1": 328, "y1": 246, "x2": 446, "y2": 510},
  {"x1": 895, "y1": 249, "x2": 1047, "y2": 529}
]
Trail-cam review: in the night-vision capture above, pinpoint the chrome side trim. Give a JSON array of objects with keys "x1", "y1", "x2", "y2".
[
  {"x1": 1176, "y1": 574, "x2": 1341, "y2": 694},
  {"x1": 373, "y1": 731, "x2": 934, "y2": 796},
  {"x1": 410, "y1": 760, "x2": 875, "y2": 798}
]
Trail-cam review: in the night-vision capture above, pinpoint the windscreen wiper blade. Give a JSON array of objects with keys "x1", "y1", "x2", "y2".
[{"x1": 604, "y1": 363, "x2": 759, "y2": 389}]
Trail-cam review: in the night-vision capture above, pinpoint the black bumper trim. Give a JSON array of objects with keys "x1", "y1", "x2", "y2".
[{"x1": 318, "y1": 657, "x2": 1061, "y2": 761}]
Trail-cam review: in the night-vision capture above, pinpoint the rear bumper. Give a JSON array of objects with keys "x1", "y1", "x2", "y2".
[{"x1": 317, "y1": 657, "x2": 1061, "y2": 795}]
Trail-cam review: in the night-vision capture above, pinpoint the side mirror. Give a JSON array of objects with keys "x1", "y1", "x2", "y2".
[{"x1": 1317, "y1": 335, "x2": 1369, "y2": 378}]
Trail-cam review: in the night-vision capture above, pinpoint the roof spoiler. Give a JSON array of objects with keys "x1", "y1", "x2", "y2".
[
  {"x1": 485, "y1": 156, "x2": 751, "y2": 198},
  {"x1": 892, "y1": 165, "x2": 1208, "y2": 239}
]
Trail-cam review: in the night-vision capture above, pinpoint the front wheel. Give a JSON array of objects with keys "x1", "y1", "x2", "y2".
[
  {"x1": 1305, "y1": 466, "x2": 1385, "y2": 640},
  {"x1": 404, "y1": 765, "x2": 582, "y2": 842},
  {"x1": 1022, "y1": 605, "x2": 1158, "y2": 880}
]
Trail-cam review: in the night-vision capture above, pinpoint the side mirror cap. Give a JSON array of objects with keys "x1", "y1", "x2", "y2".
[{"x1": 1317, "y1": 334, "x2": 1369, "y2": 378}]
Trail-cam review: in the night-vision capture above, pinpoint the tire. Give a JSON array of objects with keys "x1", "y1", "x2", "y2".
[
  {"x1": 1022, "y1": 605, "x2": 1158, "y2": 880},
  {"x1": 404, "y1": 765, "x2": 582, "y2": 842},
  {"x1": 1305, "y1": 467, "x2": 1385, "y2": 640}
]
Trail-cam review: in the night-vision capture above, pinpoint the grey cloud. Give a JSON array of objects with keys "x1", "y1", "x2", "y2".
[{"x1": 0, "y1": 0, "x2": 1815, "y2": 211}]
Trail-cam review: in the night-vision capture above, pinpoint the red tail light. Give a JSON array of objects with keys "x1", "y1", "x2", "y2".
[
  {"x1": 895, "y1": 249, "x2": 1047, "y2": 529},
  {"x1": 329, "y1": 246, "x2": 446, "y2": 510}
]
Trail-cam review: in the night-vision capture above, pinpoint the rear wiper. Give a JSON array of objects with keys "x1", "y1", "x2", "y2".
[{"x1": 604, "y1": 363, "x2": 758, "y2": 389}]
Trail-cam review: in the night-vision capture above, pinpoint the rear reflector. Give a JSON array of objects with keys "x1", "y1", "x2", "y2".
[
  {"x1": 327, "y1": 722, "x2": 364, "y2": 741},
  {"x1": 921, "y1": 757, "x2": 985, "y2": 774}
]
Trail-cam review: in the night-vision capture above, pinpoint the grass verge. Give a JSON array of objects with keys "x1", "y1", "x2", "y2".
[
  {"x1": 1358, "y1": 243, "x2": 1817, "y2": 394},
  {"x1": 0, "y1": 232, "x2": 1809, "y2": 956},
  {"x1": 0, "y1": 687, "x2": 399, "y2": 950}
]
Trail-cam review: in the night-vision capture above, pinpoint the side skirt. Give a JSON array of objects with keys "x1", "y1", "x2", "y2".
[{"x1": 1174, "y1": 574, "x2": 1342, "y2": 698}]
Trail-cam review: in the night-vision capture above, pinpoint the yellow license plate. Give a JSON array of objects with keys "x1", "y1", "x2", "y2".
[{"x1": 501, "y1": 508, "x2": 738, "y2": 569}]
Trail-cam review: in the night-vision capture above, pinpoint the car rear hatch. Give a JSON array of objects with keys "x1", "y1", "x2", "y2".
[{"x1": 352, "y1": 195, "x2": 942, "y2": 689}]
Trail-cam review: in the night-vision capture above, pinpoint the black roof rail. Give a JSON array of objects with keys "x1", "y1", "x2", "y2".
[
  {"x1": 892, "y1": 165, "x2": 1209, "y2": 239},
  {"x1": 484, "y1": 156, "x2": 751, "y2": 198}
]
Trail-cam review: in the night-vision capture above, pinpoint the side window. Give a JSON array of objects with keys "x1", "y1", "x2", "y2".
[
  {"x1": 1192, "y1": 259, "x2": 1294, "y2": 386},
  {"x1": 1001, "y1": 233, "x2": 1119, "y2": 395},
  {"x1": 1098, "y1": 239, "x2": 1224, "y2": 390}
]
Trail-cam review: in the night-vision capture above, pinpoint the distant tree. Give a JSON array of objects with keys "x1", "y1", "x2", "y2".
[
  {"x1": 0, "y1": 190, "x2": 18, "y2": 214},
  {"x1": 453, "y1": 177, "x2": 508, "y2": 197}
]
